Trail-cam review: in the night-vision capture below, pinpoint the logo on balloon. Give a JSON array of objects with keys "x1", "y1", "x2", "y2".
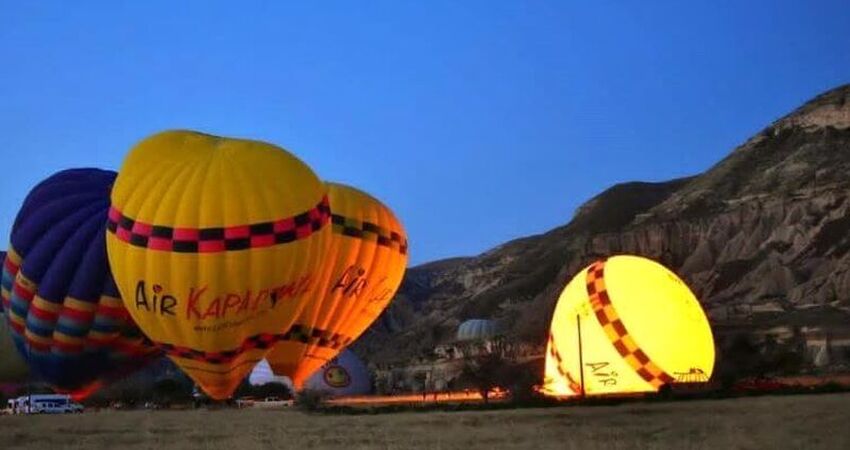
[
  {"x1": 135, "y1": 281, "x2": 178, "y2": 316},
  {"x1": 134, "y1": 275, "x2": 313, "y2": 321},
  {"x1": 365, "y1": 278, "x2": 394, "y2": 305},
  {"x1": 331, "y1": 265, "x2": 368, "y2": 298},
  {"x1": 323, "y1": 365, "x2": 351, "y2": 388}
]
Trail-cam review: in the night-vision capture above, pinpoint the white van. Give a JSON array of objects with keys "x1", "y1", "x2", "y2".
[{"x1": 7, "y1": 395, "x2": 84, "y2": 414}]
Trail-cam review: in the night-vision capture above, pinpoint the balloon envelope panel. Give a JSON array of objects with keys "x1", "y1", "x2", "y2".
[
  {"x1": 304, "y1": 349, "x2": 371, "y2": 397},
  {"x1": 267, "y1": 182, "x2": 407, "y2": 387},
  {"x1": 543, "y1": 255, "x2": 714, "y2": 397},
  {"x1": 106, "y1": 130, "x2": 331, "y2": 399},
  {"x1": 1, "y1": 169, "x2": 155, "y2": 391}
]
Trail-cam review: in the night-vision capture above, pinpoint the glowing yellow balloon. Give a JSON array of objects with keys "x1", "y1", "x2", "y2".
[
  {"x1": 543, "y1": 255, "x2": 714, "y2": 397},
  {"x1": 106, "y1": 130, "x2": 331, "y2": 399},
  {"x1": 266, "y1": 182, "x2": 407, "y2": 387}
]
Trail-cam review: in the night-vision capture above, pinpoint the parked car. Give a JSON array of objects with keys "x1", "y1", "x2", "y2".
[{"x1": 7, "y1": 395, "x2": 84, "y2": 414}]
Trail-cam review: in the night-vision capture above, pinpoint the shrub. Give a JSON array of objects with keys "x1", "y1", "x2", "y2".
[{"x1": 295, "y1": 389, "x2": 329, "y2": 412}]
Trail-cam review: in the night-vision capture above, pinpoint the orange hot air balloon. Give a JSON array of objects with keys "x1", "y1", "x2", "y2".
[
  {"x1": 106, "y1": 130, "x2": 331, "y2": 399},
  {"x1": 266, "y1": 182, "x2": 407, "y2": 387}
]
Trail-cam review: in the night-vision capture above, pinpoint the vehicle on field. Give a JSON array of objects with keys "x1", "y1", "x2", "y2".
[{"x1": 6, "y1": 394, "x2": 84, "y2": 414}]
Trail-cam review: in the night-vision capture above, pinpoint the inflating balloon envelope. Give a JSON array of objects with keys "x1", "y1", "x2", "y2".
[
  {"x1": 543, "y1": 255, "x2": 714, "y2": 397},
  {"x1": 106, "y1": 130, "x2": 332, "y2": 399},
  {"x1": 304, "y1": 349, "x2": 372, "y2": 397},
  {"x1": 1, "y1": 169, "x2": 157, "y2": 394}
]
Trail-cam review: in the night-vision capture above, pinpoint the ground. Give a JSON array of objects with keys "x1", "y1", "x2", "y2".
[{"x1": 2, "y1": 393, "x2": 848, "y2": 449}]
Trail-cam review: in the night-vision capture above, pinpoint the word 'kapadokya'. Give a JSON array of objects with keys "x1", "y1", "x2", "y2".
[{"x1": 134, "y1": 275, "x2": 313, "y2": 320}]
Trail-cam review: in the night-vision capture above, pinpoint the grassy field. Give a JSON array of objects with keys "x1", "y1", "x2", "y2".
[{"x1": 2, "y1": 393, "x2": 849, "y2": 449}]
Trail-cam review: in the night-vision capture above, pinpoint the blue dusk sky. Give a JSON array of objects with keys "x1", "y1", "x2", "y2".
[{"x1": 1, "y1": 1, "x2": 848, "y2": 265}]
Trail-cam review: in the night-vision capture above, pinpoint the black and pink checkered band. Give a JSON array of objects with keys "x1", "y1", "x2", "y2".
[
  {"x1": 107, "y1": 196, "x2": 331, "y2": 253},
  {"x1": 331, "y1": 214, "x2": 408, "y2": 255},
  {"x1": 144, "y1": 324, "x2": 352, "y2": 365}
]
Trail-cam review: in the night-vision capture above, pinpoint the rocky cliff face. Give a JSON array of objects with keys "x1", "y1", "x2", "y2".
[{"x1": 356, "y1": 85, "x2": 850, "y2": 374}]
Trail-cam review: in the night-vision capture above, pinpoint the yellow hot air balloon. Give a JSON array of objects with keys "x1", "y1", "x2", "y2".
[
  {"x1": 106, "y1": 130, "x2": 331, "y2": 399},
  {"x1": 543, "y1": 255, "x2": 714, "y2": 397},
  {"x1": 266, "y1": 182, "x2": 407, "y2": 387}
]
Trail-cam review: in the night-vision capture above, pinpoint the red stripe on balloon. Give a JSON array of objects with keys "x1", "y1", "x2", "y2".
[
  {"x1": 54, "y1": 340, "x2": 84, "y2": 354},
  {"x1": 12, "y1": 281, "x2": 34, "y2": 302},
  {"x1": 60, "y1": 307, "x2": 95, "y2": 323},
  {"x1": 10, "y1": 321, "x2": 24, "y2": 335},
  {"x1": 3, "y1": 256, "x2": 19, "y2": 274},
  {"x1": 29, "y1": 305, "x2": 58, "y2": 323},
  {"x1": 95, "y1": 304, "x2": 129, "y2": 321},
  {"x1": 26, "y1": 339, "x2": 51, "y2": 353}
]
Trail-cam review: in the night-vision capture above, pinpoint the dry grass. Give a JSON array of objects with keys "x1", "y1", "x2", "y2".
[{"x1": 2, "y1": 393, "x2": 849, "y2": 449}]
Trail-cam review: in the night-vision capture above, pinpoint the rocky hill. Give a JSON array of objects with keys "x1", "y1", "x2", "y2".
[{"x1": 356, "y1": 84, "x2": 850, "y2": 375}]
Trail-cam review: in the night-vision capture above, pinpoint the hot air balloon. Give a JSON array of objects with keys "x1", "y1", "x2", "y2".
[
  {"x1": 1, "y1": 169, "x2": 157, "y2": 392},
  {"x1": 304, "y1": 349, "x2": 371, "y2": 397},
  {"x1": 266, "y1": 182, "x2": 407, "y2": 387},
  {"x1": 456, "y1": 319, "x2": 501, "y2": 342},
  {"x1": 106, "y1": 130, "x2": 331, "y2": 399},
  {"x1": 543, "y1": 255, "x2": 715, "y2": 397}
]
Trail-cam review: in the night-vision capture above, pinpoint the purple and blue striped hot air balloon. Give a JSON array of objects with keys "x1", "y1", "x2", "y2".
[{"x1": 1, "y1": 169, "x2": 157, "y2": 393}]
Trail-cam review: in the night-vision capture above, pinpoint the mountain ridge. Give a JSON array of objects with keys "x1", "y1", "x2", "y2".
[{"x1": 356, "y1": 84, "x2": 850, "y2": 373}]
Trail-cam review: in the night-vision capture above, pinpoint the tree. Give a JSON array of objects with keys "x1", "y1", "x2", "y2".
[
  {"x1": 115, "y1": 384, "x2": 144, "y2": 407},
  {"x1": 13, "y1": 384, "x2": 53, "y2": 397},
  {"x1": 457, "y1": 353, "x2": 508, "y2": 403},
  {"x1": 412, "y1": 371, "x2": 429, "y2": 397},
  {"x1": 295, "y1": 389, "x2": 328, "y2": 412},
  {"x1": 716, "y1": 332, "x2": 806, "y2": 389},
  {"x1": 153, "y1": 378, "x2": 191, "y2": 405},
  {"x1": 374, "y1": 375, "x2": 391, "y2": 395},
  {"x1": 716, "y1": 333, "x2": 762, "y2": 388},
  {"x1": 500, "y1": 360, "x2": 543, "y2": 402}
]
